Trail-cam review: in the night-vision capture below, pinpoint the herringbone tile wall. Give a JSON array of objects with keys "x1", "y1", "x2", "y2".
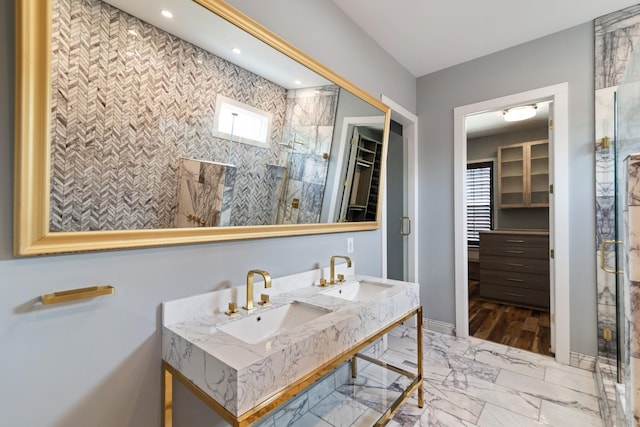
[{"x1": 49, "y1": 0, "x2": 301, "y2": 231}]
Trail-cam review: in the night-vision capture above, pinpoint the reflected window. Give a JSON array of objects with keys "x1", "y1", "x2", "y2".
[
  {"x1": 213, "y1": 95, "x2": 272, "y2": 148},
  {"x1": 466, "y1": 161, "x2": 493, "y2": 246}
]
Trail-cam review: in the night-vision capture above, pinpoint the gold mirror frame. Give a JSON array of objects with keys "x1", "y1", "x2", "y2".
[{"x1": 14, "y1": 0, "x2": 390, "y2": 256}]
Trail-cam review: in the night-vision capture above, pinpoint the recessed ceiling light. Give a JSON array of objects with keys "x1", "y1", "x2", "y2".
[
  {"x1": 161, "y1": 9, "x2": 173, "y2": 19},
  {"x1": 294, "y1": 80, "x2": 302, "y2": 85},
  {"x1": 232, "y1": 47, "x2": 242, "y2": 54}
]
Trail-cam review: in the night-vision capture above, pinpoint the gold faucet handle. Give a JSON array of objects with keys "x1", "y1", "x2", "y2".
[
  {"x1": 225, "y1": 302, "x2": 240, "y2": 317},
  {"x1": 337, "y1": 274, "x2": 345, "y2": 283},
  {"x1": 258, "y1": 293, "x2": 272, "y2": 307},
  {"x1": 319, "y1": 278, "x2": 328, "y2": 287}
]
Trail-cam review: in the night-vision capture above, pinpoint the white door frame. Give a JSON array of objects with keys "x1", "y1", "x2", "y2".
[
  {"x1": 453, "y1": 83, "x2": 570, "y2": 365},
  {"x1": 381, "y1": 95, "x2": 419, "y2": 284}
]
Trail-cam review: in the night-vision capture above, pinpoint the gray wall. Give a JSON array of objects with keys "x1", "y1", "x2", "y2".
[
  {"x1": 0, "y1": 0, "x2": 415, "y2": 426},
  {"x1": 418, "y1": 23, "x2": 597, "y2": 355},
  {"x1": 468, "y1": 127, "x2": 550, "y2": 230}
]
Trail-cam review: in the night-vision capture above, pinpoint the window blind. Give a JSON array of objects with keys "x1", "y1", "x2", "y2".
[{"x1": 467, "y1": 162, "x2": 493, "y2": 246}]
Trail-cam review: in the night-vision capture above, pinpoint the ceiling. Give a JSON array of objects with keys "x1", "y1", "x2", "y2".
[
  {"x1": 331, "y1": 0, "x2": 639, "y2": 77},
  {"x1": 329, "y1": 0, "x2": 636, "y2": 137},
  {"x1": 103, "y1": 0, "x2": 637, "y2": 138},
  {"x1": 102, "y1": 0, "x2": 332, "y2": 89}
]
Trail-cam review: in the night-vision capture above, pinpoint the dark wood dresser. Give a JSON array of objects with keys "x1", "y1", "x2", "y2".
[{"x1": 478, "y1": 230, "x2": 550, "y2": 310}]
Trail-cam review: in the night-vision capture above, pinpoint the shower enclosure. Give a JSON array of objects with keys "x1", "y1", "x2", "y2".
[{"x1": 604, "y1": 32, "x2": 640, "y2": 424}]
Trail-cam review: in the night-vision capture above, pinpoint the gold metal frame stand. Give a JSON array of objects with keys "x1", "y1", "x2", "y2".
[{"x1": 162, "y1": 306, "x2": 424, "y2": 426}]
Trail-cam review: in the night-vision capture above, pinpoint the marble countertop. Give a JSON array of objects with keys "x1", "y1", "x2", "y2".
[{"x1": 162, "y1": 265, "x2": 420, "y2": 417}]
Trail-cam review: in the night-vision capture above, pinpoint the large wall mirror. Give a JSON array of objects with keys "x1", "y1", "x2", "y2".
[{"x1": 14, "y1": 0, "x2": 390, "y2": 255}]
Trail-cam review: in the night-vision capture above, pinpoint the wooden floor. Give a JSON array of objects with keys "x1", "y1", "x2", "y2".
[{"x1": 468, "y1": 280, "x2": 553, "y2": 357}]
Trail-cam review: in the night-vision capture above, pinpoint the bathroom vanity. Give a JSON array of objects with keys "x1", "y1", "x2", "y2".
[{"x1": 161, "y1": 265, "x2": 422, "y2": 426}]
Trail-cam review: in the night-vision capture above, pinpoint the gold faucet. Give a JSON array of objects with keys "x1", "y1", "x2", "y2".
[
  {"x1": 243, "y1": 270, "x2": 272, "y2": 313},
  {"x1": 329, "y1": 255, "x2": 352, "y2": 285}
]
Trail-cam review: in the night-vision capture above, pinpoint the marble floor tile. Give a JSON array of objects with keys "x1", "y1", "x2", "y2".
[
  {"x1": 419, "y1": 379, "x2": 485, "y2": 424},
  {"x1": 273, "y1": 392, "x2": 309, "y2": 426},
  {"x1": 308, "y1": 373, "x2": 339, "y2": 409},
  {"x1": 289, "y1": 412, "x2": 333, "y2": 427},
  {"x1": 359, "y1": 361, "x2": 403, "y2": 388},
  {"x1": 377, "y1": 347, "x2": 420, "y2": 369},
  {"x1": 544, "y1": 366, "x2": 598, "y2": 396},
  {"x1": 423, "y1": 363, "x2": 453, "y2": 384},
  {"x1": 495, "y1": 369, "x2": 600, "y2": 417},
  {"x1": 274, "y1": 326, "x2": 605, "y2": 427},
  {"x1": 310, "y1": 391, "x2": 369, "y2": 427},
  {"x1": 337, "y1": 375, "x2": 403, "y2": 414},
  {"x1": 423, "y1": 330, "x2": 475, "y2": 357},
  {"x1": 466, "y1": 335, "x2": 511, "y2": 354},
  {"x1": 476, "y1": 403, "x2": 544, "y2": 427},
  {"x1": 539, "y1": 400, "x2": 604, "y2": 427},
  {"x1": 503, "y1": 345, "x2": 562, "y2": 370},
  {"x1": 444, "y1": 369, "x2": 542, "y2": 419},
  {"x1": 462, "y1": 346, "x2": 546, "y2": 380},
  {"x1": 430, "y1": 353, "x2": 501, "y2": 383},
  {"x1": 352, "y1": 408, "x2": 401, "y2": 427},
  {"x1": 415, "y1": 405, "x2": 480, "y2": 427}
]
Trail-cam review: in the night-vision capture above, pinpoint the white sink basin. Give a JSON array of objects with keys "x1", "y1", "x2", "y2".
[
  {"x1": 321, "y1": 281, "x2": 392, "y2": 301},
  {"x1": 217, "y1": 302, "x2": 331, "y2": 344}
]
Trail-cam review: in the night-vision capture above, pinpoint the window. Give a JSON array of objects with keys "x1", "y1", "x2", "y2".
[
  {"x1": 467, "y1": 161, "x2": 493, "y2": 246},
  {"x1": 212, "y1": 95, "x2": 272, "y2": 148}
]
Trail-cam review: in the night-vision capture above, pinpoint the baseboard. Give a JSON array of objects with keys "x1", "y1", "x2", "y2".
[
  {"x1": 424, "y1": 318, "x2": 456, "y2": 335},
  {"x1": 570, "y1": 351, "x2": 596, "y2": 371}
]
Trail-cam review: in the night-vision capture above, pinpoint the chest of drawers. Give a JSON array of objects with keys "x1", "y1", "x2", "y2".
[{"x1": 478, "y1": 230, "x2": 550, "y2": 310}]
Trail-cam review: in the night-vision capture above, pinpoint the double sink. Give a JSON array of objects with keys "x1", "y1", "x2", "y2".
[
  {"x1": 162, "y1": 264, "x2": 420, "y2": 417},
  {"x1": 217, "y1": 280, "x2": 392, "y2": 345}
]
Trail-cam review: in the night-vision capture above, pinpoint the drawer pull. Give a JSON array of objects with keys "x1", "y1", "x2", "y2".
[
  {"x1": 505, "y1": 250, "x2": 525, "y2": 254},
  {"x1": 505, "y1": 263, "x2": 524, "y2": 267},
  {"x1": 506, "y1": 292, "x2": 526, "y2": 297},
  {"x1": 506, "y1": 277, "x2": 524, "y2": 282},
  {"x1": 505, "y1": 239, "x2": 525, "y2": 243}
]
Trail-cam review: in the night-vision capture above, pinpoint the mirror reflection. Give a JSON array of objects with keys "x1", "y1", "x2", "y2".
[{"x1": 48, "y1": 0, "x2": 386, "y2": 232}]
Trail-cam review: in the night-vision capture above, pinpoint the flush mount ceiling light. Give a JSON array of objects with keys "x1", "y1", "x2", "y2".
[
  {"x1": 232, "y1": 47, "x2": 242, "y2": 54},
  {"x1": 161, "y1": 9, "x2": 173, "y2": 18},
  {"x1": 503, "y1": 104, "x2": 537, "y2": 122},
  {"x1": 294, "y1": 80, "x2": 302, "y2": 85}
]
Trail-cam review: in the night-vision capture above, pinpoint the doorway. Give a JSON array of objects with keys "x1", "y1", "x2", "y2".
[
  {"x1": 465, "y1": 105, "x2": 552, "y2": 356},
  {"x1": 381, "y1": 95, "x2": 419, "y2": 283},
  {"x1": 453, "y1": 84, "x2": 571, "y2": 365},
  {"x1": 387, "y1": 120, "x2": 409, "y2": 280}
]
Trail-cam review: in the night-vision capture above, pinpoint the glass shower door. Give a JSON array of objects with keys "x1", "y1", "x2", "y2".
[
  {"x1": 613, "y1": 90, "x2": 626, "y2": 384},
  {"x1": 613, "y1": 39, "x2": 640, "y2": 391}
]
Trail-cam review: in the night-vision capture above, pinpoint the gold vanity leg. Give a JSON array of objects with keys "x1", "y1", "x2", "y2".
[
  {"x1": 417, "y1": 306, "x2": 424, "y2": 408},
  {"x1": 351, "y1": 356, "x2": 358, "y2": 378},
  {"x1": 163, "y1": 363, "x2": 173, "y2": 427}
]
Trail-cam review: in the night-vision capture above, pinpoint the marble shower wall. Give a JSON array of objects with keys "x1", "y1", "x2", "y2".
[
  {"x1": 173, "y1": 159, "x2": 236, "y2": 228},
  {"x1": 49, "y1": 0, "x2": 290, "y2": 231},
  {"x1": 624, "y1": 154, "x2": 640, "y2": 426},
  {"x1": 595, "y1": 6, "x2": 640, "y2": 360},
  {"x1": 278, "y1": 87, "x2": 339, "y2": 224}
]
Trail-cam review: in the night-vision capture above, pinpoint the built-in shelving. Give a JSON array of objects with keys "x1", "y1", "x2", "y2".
[
  {"x1": 341, "y1": 127, "x2": 382, "y2": 222},
  {"x1": 498, "y1": 140, "x2": 549, "y2": 208}
]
